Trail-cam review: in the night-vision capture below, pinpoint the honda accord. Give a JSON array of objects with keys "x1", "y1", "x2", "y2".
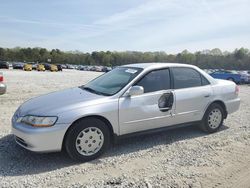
[{"x1": 12, "y1": 63, "x2": 240, "y2": 161}]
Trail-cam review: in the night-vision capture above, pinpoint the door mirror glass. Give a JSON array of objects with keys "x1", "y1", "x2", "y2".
[
  {"x1": 158, "y1": 92, "x2": 174, "y2": 111},
  {"x1": 127, "y1": 86, "x2": 144, "y2": 96}
]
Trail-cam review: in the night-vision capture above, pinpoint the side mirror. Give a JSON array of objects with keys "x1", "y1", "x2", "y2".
[
  {"x1": 127, "y1": 86, "x2": 144, "y2": 96},
  {"x1": 158, "y1": 92, "x2": 174, "y2": 112}
]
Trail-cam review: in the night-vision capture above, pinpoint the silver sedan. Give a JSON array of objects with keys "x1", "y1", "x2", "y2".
[{"x1": 12, "y1": 63, "x2": 240, "y2": 161}]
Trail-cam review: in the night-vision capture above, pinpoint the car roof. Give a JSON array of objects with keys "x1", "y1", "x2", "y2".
[
  {"x1": 122, "y1": 62, "x2": 197, "y2": 70},
  {"x1": 122, "y1": 62, "x2": 217, "y2": 85}
]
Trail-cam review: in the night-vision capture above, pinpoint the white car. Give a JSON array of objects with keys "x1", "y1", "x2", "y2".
[
  {"x1": 12, "y1": 63, "x2": 240, "y2": 161},
  {"x1": 238, "y1": 70, "x2": 250, "y2": 84}
]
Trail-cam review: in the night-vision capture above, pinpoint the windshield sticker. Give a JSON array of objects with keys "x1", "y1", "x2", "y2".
[{"x1": 125, "y1": 69, "x2": 138, "y2": 74}]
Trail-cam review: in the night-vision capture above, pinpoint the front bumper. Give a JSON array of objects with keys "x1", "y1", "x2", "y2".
[
  {"x1": 0, "y1": 83, "x2": 6, "y2": 95},
  {"x1": 12, "y1": 120, "x2": 70, "y2": 152}
]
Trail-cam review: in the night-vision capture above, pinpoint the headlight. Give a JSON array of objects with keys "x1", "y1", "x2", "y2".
[{"x1": 19, "y1": 115, "x2": 58, "y2": 127}]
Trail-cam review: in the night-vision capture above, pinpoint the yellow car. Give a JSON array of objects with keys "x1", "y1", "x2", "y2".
[
  {"x1": 23, "y1": 64, "x2": 32, "y2": 71},
  {"x1": 50, "y1": 64, "x2": 58, "y2": 72},
  {"x1": 37, "y1": 64, "x2": 45, "y2": 71}
]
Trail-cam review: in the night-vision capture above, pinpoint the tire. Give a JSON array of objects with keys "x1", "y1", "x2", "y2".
[
  {"x1": 64, "y1": 118, "x2": 110, "y2": 162},
  {"x1": 200, "y1": 103, "x2": 224, "y2": 133}
]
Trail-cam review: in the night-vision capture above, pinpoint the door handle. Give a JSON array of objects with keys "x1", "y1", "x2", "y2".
[{"x1": 204, "y1": 94, "x2": 210, "y2": 98}]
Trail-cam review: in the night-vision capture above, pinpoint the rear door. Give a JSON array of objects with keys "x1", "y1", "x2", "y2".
[{"x1": 170, "y1": 67, "x2": 213, "y2": 124}]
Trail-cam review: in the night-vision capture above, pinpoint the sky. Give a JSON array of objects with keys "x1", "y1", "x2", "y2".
[{"x1": 0, "y1": 0, "x2": 249, "y2": 53}]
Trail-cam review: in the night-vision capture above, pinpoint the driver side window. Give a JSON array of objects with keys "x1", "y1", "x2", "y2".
[{"x1": 135, "y1": 69, "x2": 171, "y2": 93}]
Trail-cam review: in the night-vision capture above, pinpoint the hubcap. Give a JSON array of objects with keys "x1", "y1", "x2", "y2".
[
  {"x1": 208, "y1": 108, "x2": 222, "y2": 129},
  {"x1": 75, "y1": 127, "x2": 104, "y2": 156}
]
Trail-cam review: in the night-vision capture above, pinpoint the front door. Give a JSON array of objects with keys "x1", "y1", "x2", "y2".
[{"x1": 118, "y1": 68, "x2": 175, "y2": 135}]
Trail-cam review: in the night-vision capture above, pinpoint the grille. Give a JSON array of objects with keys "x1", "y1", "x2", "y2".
[{"x1": 15, "y1": 136, "x2": 28, "y2": 147}]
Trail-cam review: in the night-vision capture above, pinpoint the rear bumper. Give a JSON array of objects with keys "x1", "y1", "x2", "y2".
[
  {"x1": 0, "y1": 83, "x2": 6, "y2": 95},
  {"x1": 225, "y1": 98, "x2": 240, "y2": 114},
  {"x1": 12, "y1": 120, "x2": 70, "y2": 152}
]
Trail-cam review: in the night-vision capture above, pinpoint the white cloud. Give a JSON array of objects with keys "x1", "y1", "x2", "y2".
[
  {"x1": 0, "y1": 16, "x2": 104, "y2": 30},
  {"x1": 0, "y1": 0, "x2": 249, "y2": 52}
]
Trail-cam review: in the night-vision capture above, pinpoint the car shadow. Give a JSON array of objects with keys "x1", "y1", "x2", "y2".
[
  {"x1": 0, "y1": 124, "x2": 228, "y2": 176},
  {"x1": 101, "y1": 124, "x2": 229, "y2": 161}
]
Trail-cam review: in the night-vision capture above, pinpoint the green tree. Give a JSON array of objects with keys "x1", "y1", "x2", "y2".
[{"x1": 0, "y1": 46, "x2": 250, "y2": 70}]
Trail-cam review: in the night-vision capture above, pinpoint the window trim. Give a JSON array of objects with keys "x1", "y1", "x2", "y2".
[
  {"x1": 132, "y1": 68, "x2": 172, "y2": 94},
  {"x1": 170, "y1": 67, "x2": 210, "y2": 90},
  {"x1": 201, "y1": 73, "x2": 210, "y2": 86}
]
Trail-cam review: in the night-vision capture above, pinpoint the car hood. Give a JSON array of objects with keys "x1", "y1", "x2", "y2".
[{"x1": 18, "y1": 87, "x2": 105, "y2": 116}]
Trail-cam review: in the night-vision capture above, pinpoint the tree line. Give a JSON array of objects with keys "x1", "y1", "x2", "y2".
[{"x1": 0, "y1": 47, "x2": 249, "y2": 70}]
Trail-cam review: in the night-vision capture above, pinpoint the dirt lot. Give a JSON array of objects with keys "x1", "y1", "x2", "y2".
[{"x1": 0, "y1": 69, "x2": 250, "y2": 188}]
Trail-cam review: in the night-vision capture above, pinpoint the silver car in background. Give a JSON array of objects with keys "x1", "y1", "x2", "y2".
[{"x1": 12, "y1": 63, "x2": 240, "y2": 161}]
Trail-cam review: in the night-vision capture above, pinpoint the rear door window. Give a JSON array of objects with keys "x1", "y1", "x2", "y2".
[{"x1": 172, "y1": 67, "x2": 203, "y2": 89}]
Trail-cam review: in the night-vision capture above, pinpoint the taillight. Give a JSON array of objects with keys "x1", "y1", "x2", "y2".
[
  {"x1": 235, "y1": 85, "x2": 240, "y2": 95},
  {"x1": 0, "y1": 75, "x2": 3, "y2": 82}
]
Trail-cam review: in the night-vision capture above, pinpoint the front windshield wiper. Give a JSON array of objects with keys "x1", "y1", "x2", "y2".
[{"x1": 80, "y1": 86, "x2": 110, "y2": 96}]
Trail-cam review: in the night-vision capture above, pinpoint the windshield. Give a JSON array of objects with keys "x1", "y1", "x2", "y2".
[{"x1": 82, "y1": 67, "x2": 142, "y2": 96}]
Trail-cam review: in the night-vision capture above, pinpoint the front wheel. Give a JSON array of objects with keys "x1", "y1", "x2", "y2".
[
  {"x1": 200, "y1": 103, "x2": 224, "y2": 133},
  {"x1": 64, "y1": 118, "x2": 110, "y2": 162}
]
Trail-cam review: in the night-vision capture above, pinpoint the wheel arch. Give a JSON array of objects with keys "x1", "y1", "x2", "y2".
[
  {"x1": 62, "y1": 115, "x2": 115, "y2": 150},
  {"x1": 206, "y1": 100, "x2": 228, "y2": 119}
]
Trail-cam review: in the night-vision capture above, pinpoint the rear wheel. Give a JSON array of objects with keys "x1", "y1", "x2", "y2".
[
  {"x1": 200, "y1": 103, "x2": 224, "y2": 133},
  {"x1": 65, "y1": 118, "x2": 110, "y2": 162}
]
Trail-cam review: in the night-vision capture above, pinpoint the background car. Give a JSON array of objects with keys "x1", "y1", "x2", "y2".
[
  {"x1": 0, "y1": 61, "x2": 9, "y2": 69},
  {"x1": 31, "y1": 63, "x2": 37, "y2": 70},
  {"x1": 95, "y1": 66, "x2": 103, "y2": 72},
  {"x1": 90, "y1": 66, "x2": 97, "y2": 71},
  {"x1": 50, "y1": 64, "x2": 58, "y2": 72},
  {"x1": 23, "y1": 64, "x2": 32, "y2": 71},
  {"x1": 209, "y1": 70, "x2": 242, "y2": 83},
  {"x1": 42, "y1": 63, "x2": 51, "y2": 70},
  {"x1": 36, "y1": 64, "x2": 45, "y2": 71},
  {"x1": 66, "y1": 64, "x2": 74, "y2": 69},
  {"x1": 57, "y1": 64, "x2": 63, "y2": 71},
  {"x1": 77, "y1": 65, "x2": 85, "y2": 71},
  {"x1": 0, "y1": 72, "x2": 6, "y2": 95},
  {"x1": 102, "y1": 66, "x2": 112, "y2": 72},
  {"x1": 238, "y1": 71, "x2": 250, "y2": 84},
  {"x1": 12, "y1": 62, "x2": 24, "y2": 69},
  {"x1": 60, "y1": 64, "x2": 67, "y2": 69}
]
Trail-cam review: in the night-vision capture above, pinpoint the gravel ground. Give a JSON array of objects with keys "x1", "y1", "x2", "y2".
[{"x1": 0, "y1": 69, "x2": 250, "y2": 188}]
